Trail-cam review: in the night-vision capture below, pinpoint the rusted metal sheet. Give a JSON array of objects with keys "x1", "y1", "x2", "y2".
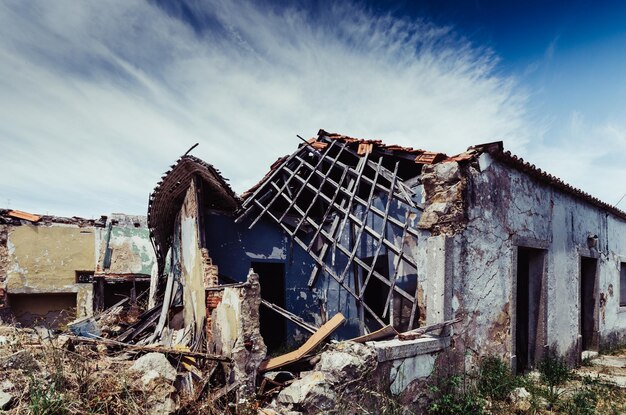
[{"x1": 7, "y1": 210, "x2": 41, "y2": 222}]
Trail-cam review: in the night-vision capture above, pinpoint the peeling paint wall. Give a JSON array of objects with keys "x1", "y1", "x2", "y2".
[
  {"x1": 210, "y1": 271, "x2": 266, "y2": 400},
  {"x1": 442, "y1": 154, "x2": 626, "y2": 367},
  {"x1": 203, "y1": 213, "x2": 320, "y2": 343},
  {"x1": 0, "y1": 225, "x2": 8, "y2": 309},
  {"x1": 5, "y1": 223, "x2": 95, "y2": 319},
  {"x1": 96, "y1": 214, "x2": 155, "y2": 276},
  {"x1": 178, "y1": 179, "x2": 207, "y2": 338}
]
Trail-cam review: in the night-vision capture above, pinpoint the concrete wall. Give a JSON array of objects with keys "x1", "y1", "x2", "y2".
[
  {"x1": 448, "y1": 154, "x2": 626, "y2": 367},
  {"x1": 5, "y1": 223, "x2": 95, "y2": 319}
]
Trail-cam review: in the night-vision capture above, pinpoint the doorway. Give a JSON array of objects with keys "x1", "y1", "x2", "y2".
[
  {"x1": 580, "y1": 257, "x2": 598, "y2": 351},
  {"x1": 251, "y1": 261, "x2": 286, "y2": 353},
  {"x1": 515, "y1": 247, "x2": 546, "y2": 373}
]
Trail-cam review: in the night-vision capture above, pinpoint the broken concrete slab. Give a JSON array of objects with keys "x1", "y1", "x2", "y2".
[{"x1": 368, "y1": 335, "x2": 450, "y2": 362}]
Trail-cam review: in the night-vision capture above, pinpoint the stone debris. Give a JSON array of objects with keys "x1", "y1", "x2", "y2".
[
  {"x1": 269, "y1": 342, "x2": 378, "y2": 415},
  {"x1": 0, "y1": 380, "x2": 14, "y2": 410},
  {"x1": 509, "y1": 387, "x2": 532, "y2": 412},
  {"x1": 129, "y1": 352, "x2": 177, "y2": 386}
]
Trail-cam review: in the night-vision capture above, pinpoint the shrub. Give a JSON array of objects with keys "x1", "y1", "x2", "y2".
[
  {"x1": 537, "y1": 349, "x2": 572, "y2": 408},
  {"x1": 476, "y1": 356, "x2": 517, "y2": 401},
  {"x1": 428, "y1": 374, "x2": 485, "y2": 415},
  {"x1": 538, "y1": 350, "x2": 571, "y2": 387}
]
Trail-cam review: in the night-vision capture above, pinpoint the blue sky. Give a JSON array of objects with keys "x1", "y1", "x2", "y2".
[{"x1": 1, "y1": 0, "x2": 625, "y2": 217}]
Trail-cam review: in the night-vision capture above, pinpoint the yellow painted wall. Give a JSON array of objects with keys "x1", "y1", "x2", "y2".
[{"x1": 6, "y1": 224, "x2": 95, "y2": 294}]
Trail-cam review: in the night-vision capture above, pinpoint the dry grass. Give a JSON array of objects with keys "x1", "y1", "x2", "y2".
[{"x1": 0, "y1": 324, "x2": 153, "y2": 414}]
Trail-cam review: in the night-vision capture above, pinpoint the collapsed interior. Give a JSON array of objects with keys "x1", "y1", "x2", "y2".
[{"x1": 237, "y1": 135, "x2": 425, "y2": 335}]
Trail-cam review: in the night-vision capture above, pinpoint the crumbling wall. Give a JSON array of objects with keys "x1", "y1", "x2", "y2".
[
  {"x1": 203, "y1": 213, "x2": 320, "y2": 343},
  {"x1": 0, "y1": 225, "x2": 9, "y2": 312},
  {"x1": 444, "y1": 153, "x2": 626, "y2": 368},
  {"x1": 179, "y1": 179, "x2": 206, "y2": 338},
  {"x1": 267, "y1": 337, "x2": 449, "y2": 414},
  {"x1": 210, "y1": 270, "x2": 266, "y2": 401},
  {"x1": 96, "y1": 215, "x2": 155, "y2": 276},
  {"x1": 418, "y1": 161, "x2": 467, "y2": 235},
  {"x1": 5, "y1": 223, "x2": 95, "y2": 320}
]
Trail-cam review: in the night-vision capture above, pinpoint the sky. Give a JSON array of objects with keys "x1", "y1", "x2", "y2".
[{"x1": 1, "y1": 0, "x2": 625, "y2": 218}]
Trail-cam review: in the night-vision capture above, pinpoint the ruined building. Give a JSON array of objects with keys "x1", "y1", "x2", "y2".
[
  {"x1": 146, "y1": 129, "x2": 626, "y2": 384},
  {"x1": 0, "y1": 210, "x2": 155, "y2": 327},
  {"x1": 3, "y1": 128, "x2": 625, "y2": 408}
]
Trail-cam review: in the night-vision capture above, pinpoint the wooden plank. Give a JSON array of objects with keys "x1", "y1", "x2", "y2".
[
  {"x1": 382, "y1": 210, "x2": 412, "y2": 319},
  {"x1": 68, "y1": 335, "x2": 232, "y2": 362},
  {"x1": 277, "y1": 140, "x2": 339, "y2": 224},
  {"x1": 7, "y1": 209, "x2": 41, "y2": 222},
  {"x1": 360, "y1": 162, "x2": 399, "y2": 298},
  {"x1": 258, "y1": 313, "x2": 346, "y2": 372},
  {"x1": 260, "y1": 299, "x2": 318, "y2": 334},
  {"x1": 282, "y1": 163, "x2": 422, "y2": 241},
  {"x1": 349, "y1": 325, "x2": 398, "y2": 343},
  {"x1": 333, "y1": 153, "x2": 368, "y2": 248},
  {"x1": 337, "y1": 157, "x2": 382, "y2": 283}
]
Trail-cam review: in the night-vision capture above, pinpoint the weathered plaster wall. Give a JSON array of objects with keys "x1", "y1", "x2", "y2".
[
  {"x1": 448, "y1": 154, "x2": 626, "y2": 367},
  {"x1": 210, "y1": 271, "x2": 266, "y2": 401},
  {"x1": 96, "y1": 215, "x2": 155, "y2": 276},
  {"x1": 0, "y1": 225, "x2": 9, "y2": 296},
  {"x1": 179, "y1": 180, "x2": 206, "y2": 337},
  {"x1": 5, "y1": 223, "x2": 95, "y2": 318}
]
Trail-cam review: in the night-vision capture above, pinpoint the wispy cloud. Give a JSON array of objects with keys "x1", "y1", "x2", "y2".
[
  {"x1": 526, "y1": 111, "x2": 626, "y2": 206},
  {"x1": 0, "y1": 0, "x2": 533, "y2": 217}
]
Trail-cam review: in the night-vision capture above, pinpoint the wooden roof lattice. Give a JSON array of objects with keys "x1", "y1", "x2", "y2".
[{"x1": 237, "y1": 137, "x2": 423, "y2": 332}]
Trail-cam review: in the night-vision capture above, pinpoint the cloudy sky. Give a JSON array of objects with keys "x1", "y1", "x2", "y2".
[{"x1": 1, "y1": 0, "x2": 625, "y2": 217}]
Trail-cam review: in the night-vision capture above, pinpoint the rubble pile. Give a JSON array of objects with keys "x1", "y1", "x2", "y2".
[{"x1": 0, "y1": 321, "x2": 235, "y2": 414}]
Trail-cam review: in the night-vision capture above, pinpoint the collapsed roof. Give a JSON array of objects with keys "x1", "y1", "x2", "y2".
[{"x1": 147, "y1": 155, "x2": 239, "y2": 273}]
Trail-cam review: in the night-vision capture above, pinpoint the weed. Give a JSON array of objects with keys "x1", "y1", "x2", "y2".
[
  {"x1": 476, "y1": 356, "x2": 517, "y2": 401},
  {"x1": 28, "y1": 376, "x2": 66, "y2": 415},
  {"x1": 428, "y1": 373, "x2": 485, "y2": 415},
  {"x1": 537, "y1": 349, "x2": 571, "y2": 407}
]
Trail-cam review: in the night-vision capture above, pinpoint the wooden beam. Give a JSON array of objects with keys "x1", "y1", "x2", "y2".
[
  {"x1": 260, "y1": 299, "x2": 318, "y2": 334},
  {"x1": 68, "y1": 336, "x2": 232, "y2": 362}
]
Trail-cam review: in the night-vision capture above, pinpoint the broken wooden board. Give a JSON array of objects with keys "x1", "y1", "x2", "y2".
[
  {"x1": 7, "y1": 210, "x2": 41, "y2": 222},
  {"x1": 349, "y1": 325, "x2": 398, "y2": 343},
  {"x1": 258, "y1": 313, "x2": 345, "y2": 372}
]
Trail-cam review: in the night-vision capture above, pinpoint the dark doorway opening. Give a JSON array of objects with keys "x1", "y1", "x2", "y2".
[
  {"x1": 8, "y1": 293, "x2": 77, "y2": 328},
  {"x1": 94, "y1": 278, "x2": 151, "y2": 311},
  {"x1": 516, "y1": 247, "x2": 546, "y2": 373},
  {"x1": 580, "y1": 257, "x2": 598, "y2": 351},
  {"x1": 251, "y1": 261, "x2": 286, "y2": 353},
  {"x1": 362, "y1": 255, "x2": 391, "y2": 331}
]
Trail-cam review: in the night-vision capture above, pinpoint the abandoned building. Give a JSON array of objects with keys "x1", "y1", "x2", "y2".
[
  {"x1": 0, "y1": 210, "x2": 155, "y2": 327},
  {"x1": 145, "y1": 128, "x2": 626, "y2": 386},
  {"x1": 3, "y1": 128, "x2": 625, "y2": 409}
]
